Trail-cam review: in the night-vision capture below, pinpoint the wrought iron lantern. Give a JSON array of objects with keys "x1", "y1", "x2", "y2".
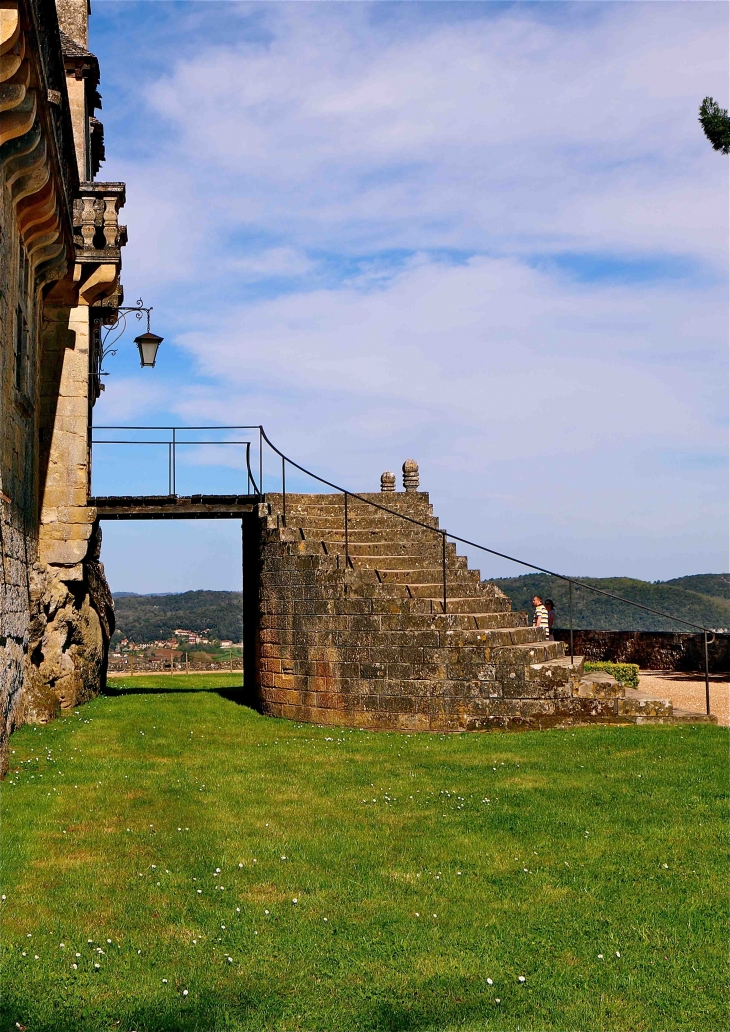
[{"x1": 133, "y1": 329, "x2": 164, "y2": 368}]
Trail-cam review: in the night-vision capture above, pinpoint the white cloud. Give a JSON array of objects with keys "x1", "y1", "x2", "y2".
[
  {"x1": 142, "y1": 1, "x2": 727, "y2": 264},
  {"x1": 177, "y1": 252, "x2": 724, "y2": 445},
  {"x1": 230, "y1": 247, "x2": 316, "y2": 279}
]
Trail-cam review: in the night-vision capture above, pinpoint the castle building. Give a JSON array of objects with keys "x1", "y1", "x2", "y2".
[{"x1": 0, "y1": 0, "x2": 121, "y2": 771}]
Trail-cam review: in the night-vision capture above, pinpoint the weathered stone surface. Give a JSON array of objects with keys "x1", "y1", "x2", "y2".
[
  {"x1": 575, "y1": 671, "x2": 624, "y2": 700},
  {"x1": 402, "y1": 460, "x2": 419, "y2": 492},
  {"x1": 247, "y1": 492, "x2": 672, "y2": 732},
  {"x1": 25, "y1": 523, "x2": 114, "y2": 713}
]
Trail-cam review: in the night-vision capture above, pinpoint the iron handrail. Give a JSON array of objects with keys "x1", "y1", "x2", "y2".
[
  {"x1": 91, "y1": 428, "x2": 260, "y2": 496},
  {"x1": 258, "y1": 425, "x2": 719, "y2": 717},
  {"x1": 93, "y1": 425, "x2": 263, "y2": 429}
]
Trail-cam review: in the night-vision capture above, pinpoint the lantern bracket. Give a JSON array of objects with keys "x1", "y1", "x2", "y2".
[{"x1": 91, "y1": 299, "x2": 161, "y2": 394}]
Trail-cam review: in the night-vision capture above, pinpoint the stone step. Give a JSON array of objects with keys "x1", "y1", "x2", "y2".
[
  {"x1": 284, "y1": 544, "x2": 469, "y2": 575},
  {"x1": 268, "y1": 491, "x2": 431, "y2": 509},
  {"x1": 574, "y1": 670, "x2": 625, "y2": 700},
  {"x1": 294, "y1": 524, "x2": 443, "y2": 542},
  {"x1": 328, "y1": 534, "x2": 444, "y2": 555},
  {"x1": 353, "y1": 553, "x2": 469, "y2": 571},
  {"x1": 274, "y1": 623, "x2": 543, "y2": 648},
  {"x1": 617, "y1": 693, "x2": 673, "y2": 720},
  {"x1": 518, "y1": 640, "x2": 567, "y2": 662},
  {"x1": 260, "y1": 627, "x2": 539, "y2": 650},
  {"x1": 494, "y1": 640, "x2": 567, "y2": 667},
  {"x1": 280, "y1": 511, "x2": 440, "y2": 528},
  {"x1": 432, "y1": 611, "x2": 529, "y2": 630},
  {"x1": 406, "y1": 582, "x2": 488, "y2": 599},
  {"x1": 615, "y1": 689, "x2": 717, "y2": 724},
  {"x1": 363, "y1": 567, "x2": 481, "y2": 585},
  {"x1": 423, "y1": 595, "x2": 514, "y2": 615},
  {"x1": 347, "y1": 567, "x2": 479, "y2": 587},
  {"x1": 350, "y1": 580, "x2": 498, "y2": 601},
  {"x1": 536, "y1": 654, "x2": 585, "y2": 675},
  {"x1": 274, "y1": 499, "x2": 433, "y2": 520},
  {"x1": 667, "y1": 709, "x2": 718, "y2": 724},
  {"x1": 346, "y1": 541, "x2": 460, "y2": 558},
  {"x1": 278, "y1": 542, "x2": 470, "y2": 576},
  {"x1": 439, "y1": 625, "x2": 552, "y2": 647},
  {"x1": 291, "y1": 528, "x2": 441, "y2": 545},
  {"x1": 525, "y1": 655, "x2": 582, "y2": 689}
]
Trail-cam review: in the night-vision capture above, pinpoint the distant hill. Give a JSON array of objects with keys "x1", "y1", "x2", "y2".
[
  {"x1": 663, "y1": 574, "x2": 730, "y2": 600},
  {"x1": 112, "y1": 590, "x2": 242, "y2": 644},
  {"x1": 112, "y1": 576, "x2": 730, "y2": 642},
  {"x1": 490, "y1": 574, "x2": 730, "y2": 632}
]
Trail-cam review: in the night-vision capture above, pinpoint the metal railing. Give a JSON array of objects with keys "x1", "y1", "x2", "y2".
[
  {"x1": 257, "y1": 426, "x2": 718, "y2": 717},
  {"x1": 92, "y1": 426, "x2": 261, "y2": 497}
]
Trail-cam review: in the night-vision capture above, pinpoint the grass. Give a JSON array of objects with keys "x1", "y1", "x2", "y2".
[{"x1": 1, "y1": 674, "x2": 727, "y2": 1032}]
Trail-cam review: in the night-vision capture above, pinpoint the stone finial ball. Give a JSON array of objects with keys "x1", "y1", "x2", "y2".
[
  {"x1": 402, "y1": 459, "x2": 419, "y2": 492},
  {"x1": 380, "y1": 471, "x2": 396, "y2": 492}
]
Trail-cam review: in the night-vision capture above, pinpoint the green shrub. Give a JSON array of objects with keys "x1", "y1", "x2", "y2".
[{"x1": 585, "y1": 661, "x2": 640, "y2": 689}]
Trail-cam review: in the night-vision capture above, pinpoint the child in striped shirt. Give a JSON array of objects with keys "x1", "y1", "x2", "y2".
[{"x1": 532, "y1": 595, "x2": 550, "y2": 630}]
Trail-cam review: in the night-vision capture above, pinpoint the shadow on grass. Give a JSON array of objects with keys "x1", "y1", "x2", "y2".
[
  {"x1": 361, "y1": 982, "x2": 506, "y2": 1032},
  {"x1": 1, "y1": 985, "x2": 514, "y2": 1032},
  {"x1": 0, "y1": 985, "x2": 286, "y2": 1032},
  {"x1": 102, "y1": 682, "x2": 255, "y2": 708}
]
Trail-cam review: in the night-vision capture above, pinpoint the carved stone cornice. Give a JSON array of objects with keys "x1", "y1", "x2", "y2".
[{"x1": 1, "y1": 0, "x2": 79, "y2": 289}]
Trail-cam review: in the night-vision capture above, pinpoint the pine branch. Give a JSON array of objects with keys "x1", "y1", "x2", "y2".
[{"x1": 699, "y1": 97, "x2": 730, "y2": 154}]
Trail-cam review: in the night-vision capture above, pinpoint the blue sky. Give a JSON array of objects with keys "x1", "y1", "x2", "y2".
[{"x1": 89, "y1": 1, "x2": 728, "y2": 592}]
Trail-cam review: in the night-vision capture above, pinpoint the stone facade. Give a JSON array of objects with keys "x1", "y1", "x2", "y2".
[
  {"x1": 1, "y1": 0, "x2": 122, "y2": 772},
  {"x1": 249, "y1": 488, "x2": 684, "y2": 731}
]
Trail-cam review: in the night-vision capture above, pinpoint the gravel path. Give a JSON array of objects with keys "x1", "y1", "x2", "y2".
[{"x1": 638, "y1": 671, "x2": 729, "y2": 726}]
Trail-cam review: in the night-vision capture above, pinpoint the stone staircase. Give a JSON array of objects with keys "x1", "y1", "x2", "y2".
[{"x1": 251, "y1": 482, "x2": 710, "y2": 731}]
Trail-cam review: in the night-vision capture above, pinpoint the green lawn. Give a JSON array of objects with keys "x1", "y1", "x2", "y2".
[{"x1": 1, "y1": 674, "x2": 727, "y2": 1032}]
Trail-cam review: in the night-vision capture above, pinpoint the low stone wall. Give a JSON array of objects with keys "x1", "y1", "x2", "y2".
[{"x1": 553, "y1": 629, "x2": 730, "y2": 672}]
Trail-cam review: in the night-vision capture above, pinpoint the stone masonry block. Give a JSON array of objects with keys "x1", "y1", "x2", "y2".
[
  {"x1": 38, "y1": 539, "x2": 89, "y2": 565},
  {"x1": 38, "y1": 522, "x2": 93, "y2": 542}
]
